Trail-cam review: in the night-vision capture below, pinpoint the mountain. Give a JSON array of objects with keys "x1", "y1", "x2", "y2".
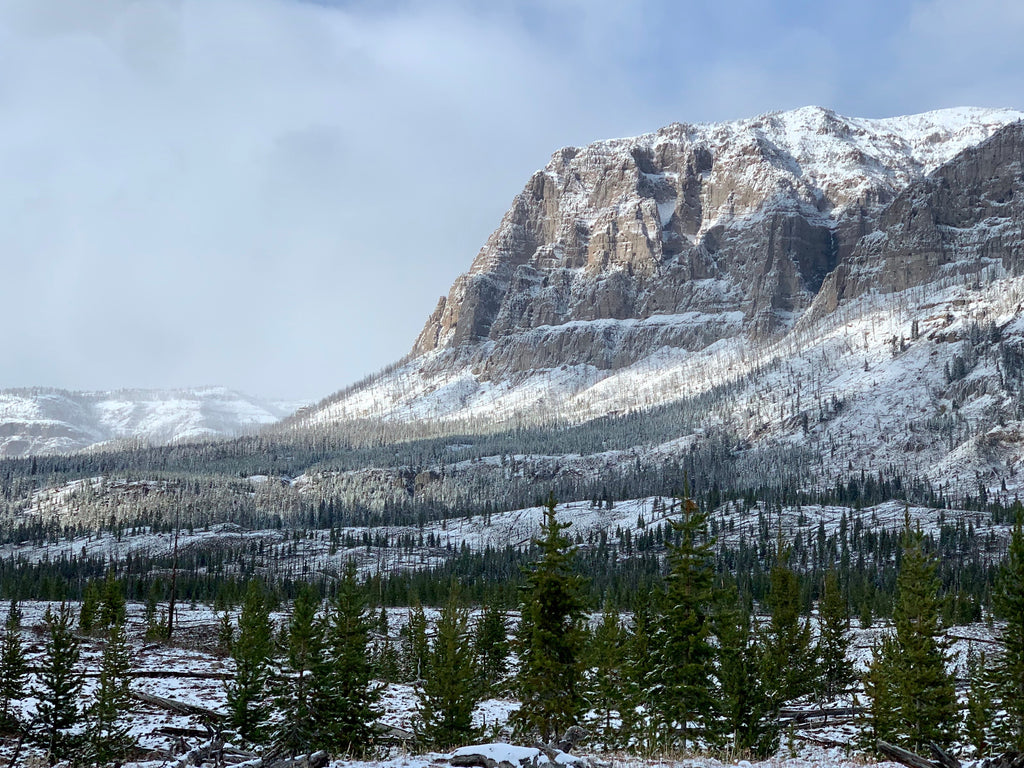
[
  {"x1": 290, "y1": 106, "x2": 1024, "y2": 492},
  {"x1": 0, "y1": 386, "x2": 298, "y2": 457}
]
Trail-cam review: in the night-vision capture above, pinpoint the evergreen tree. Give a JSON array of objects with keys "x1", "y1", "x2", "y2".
[
  {"x1": 311, "y1": 561, "x2": 381, "y2": 756},
  {"x1": 715, "y1": 581, "x2": 775, "y2": 757},
  {"x1": 473, "y1": 600, "x2": 510, "y2": 695},
  {"x1": 0, "y1": 600, "x2": 27, "y2": 729},
  {"x1": 864, "y1": 519, "x2": 957, "y2": 752},
  {"x1": 513, "y1": 493, "x2": 587, "y2": 743},
  {"x1": 33, "y1": 603, "x2": 84, "y2": 764},
  {"x1": 994, "y1": 510, "x2": 1024, "y2": 749},
  {"x1": 98, "y1": 571, "x2": 127, "y2": 633},
  {"x1": 761, "y1": 546, "x2": 817, "y2": 715},
  {"x1": 416, "y1": 589, "x2": 481, "y2": 748},
  {"x1": 79, "y1": 581, "x2": 100, "y2": 633},
  {"x1": 85, "y1": 619, "x2": 135, "y2": 766},
  {"x1": 621, "y1": 590, "x2": 659, "y2": 753},
  {"x1": 817, "y1": 570, "x2": 853, "y2": 701},
  {"x1": 964, "y1": 648, "x2": 995, "y2": 756},
  {"x1": 273, "y1": 583, "x2": 321, "y2": 756},
  {"x1": 585, "y1": 600, "x2": 625, "y2": 748},
  {"x1": 655, "y1": 495, "x2": 719, "y2": 751},
  {"x1": 373, "y1": 606, "x2": 401, "y2": 683},
  {"x1": 400, "y1": 602, "x2": 430, "y2": 683},
  {"x1": 226, "y1": 580, "x2": 274, "y2": 745}
]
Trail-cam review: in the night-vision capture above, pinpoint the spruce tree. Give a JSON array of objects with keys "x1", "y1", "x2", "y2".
[
  {"x1": 311, "y1": 561, "x2": 381, "y2": 756},
  {"x1": 273, "y1": 583, "x2": 321, "y2": 757},
  {"x1": 79, "y1": 581, "x2": 100, "y2": 633},
  {"x1": 473, "y1": 600, "x2": 510, "y2": 695},
  {"x1": 715, "y1": 581, "x2": 775, "y2": 756},
  {"x1": 85, "y1": 619, "x2": 135, "y2": 766},
  {"x1": 373, "y1": 606, "x2": 401, "y2": 684},
  {"x1": 964, "y1": 648, "x2": 995, "y2": 756},
  {"x1": 416, "y1": 589, "x2": 481, "y2": 749},
  {"x1": 0, "y1": 600, "x2": 27, "y2": 729},
  {"x1": 513, "y1": 493, "x2": 587, "y2": 743},
  {"x1": 864, "y1": 519, "x2": 957, "y2": 752},
  {"x1": 655, "y1": 495, "x2": 719, "y2": 752},
  {"x1": 226, "y1": 580, "x2": 274, "y2": 745},
  {"x1": 994, "y1": 510, "x2": 1024, "y2": 749},
  {"x1": 761, "y1": 546, "x2": 817, "y2": 715},
  {"x1": 586, "y1": 600, "x2": 625, "y2": 749},
  {"x1": 33, "y1": 603, "x2": 84, "y2": 764},
  {"x1": 621, "y1": 590, "x2": 659, "y2": 753},
  {"x1": 400, "y1": 602, "x2": 430, "y2": 683},
  {"x1": 98, "y1": 571, "x2": 127, "y2": 634},
  {"x1": 817, "y1": 570, "x2": 853, "y2": 701}
]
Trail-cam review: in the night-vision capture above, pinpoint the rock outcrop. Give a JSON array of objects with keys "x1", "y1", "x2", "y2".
[
  {"x1": 412, "y1": 107, "x2": 1022, "y2": 378},
  {"x1": 812, "y1": 120, "x2": 1024, "y2": 317}
]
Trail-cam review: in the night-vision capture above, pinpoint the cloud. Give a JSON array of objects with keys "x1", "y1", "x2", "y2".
[{"x1": 0, "y1": 0, "x2": 1015, "y2": 400}]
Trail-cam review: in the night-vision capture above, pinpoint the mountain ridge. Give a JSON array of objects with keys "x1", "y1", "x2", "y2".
[{"x1": 0, "y1": 386, "x2": 301, "y2": 457}]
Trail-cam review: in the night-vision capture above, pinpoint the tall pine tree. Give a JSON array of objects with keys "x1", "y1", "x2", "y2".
[
  {"x1": 513, "y1": 493, "x2": 587, "y2": 743},
  {"x1": 817, "y1": 570, "x2": 853, "y2": 702},
  {"x1": 226, "y1": 580, "x2": 274, "y2": 745},
  {"x1": 33, "y1": 603, "x2": 84, "y2": 764},
  {"x1": 311, "y1": 561, "x2": 381, "y2": 757},
  {"x1": 655, "y1": 495, "x2": 719, "y2": 752},
  {"x1": 273, "y1": 583, "x2": 321, "y2": 757},
  {"x1": 865, "y1": 518, "x2": 957, "y2": 752},
  {"x1": 416, "y1": 589, "x2": 481, "y2": 748},
  {"x1": 85, "y1": 618, "x2": 135, "y2": 766}
]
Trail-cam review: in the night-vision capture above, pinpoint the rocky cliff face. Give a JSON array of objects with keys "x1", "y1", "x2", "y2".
[
  {"x1": 412, "y1": 107, "x2": 1022, "y2": 378},
  {"x1": 812, "y1": 120, "x2": 1024, "y2": 317}
]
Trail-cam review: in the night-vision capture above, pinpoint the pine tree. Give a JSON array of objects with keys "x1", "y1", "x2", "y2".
[
  {"x1": 98, "y1": 571, "x2": 127, "y2": 633},
  {"x1": 817, "y1": 570, "x2": 853, "y2": 701},
  {"x1": 586, "y1": 600, "x2": 625, "y2": 749},
  {"x1": 373, "y1": 606, "x2": 401, "y2": 683},
  {"x1": 416, "y1": 589, "x2": 481, "y2": 748},
  {"x1": 715, "y1": 581, "x2": 775, "y2": 757},
  {"x1": 473, "y1": 600, "x2": 510, "y2": 695},
  {"x1": 33, "y1": 603, "x2": 84, "y2": 764},
  {"x1": 79, "y1": 581, "x2": 100, "y2": 633},
  {"x1": 761, "y1": 546, "x2": 817, "y2": 715},
  {"x1": 0, "y1": 600, "x2": 27, "y2": 729},
  {"x1": 311, "y1": 561, "x2": 381, "y2": 756},
  {"x1": 85, "y1": 619, "x2": 135, "y2": 765},
  {"x1": 513, "y1": 493, "x2": 587, "y2": 743},
  {"x1": 864, "y1": 519, "x2": 957, "y2": 751},
  {"x1": 226, "y1": 580, "x2": 274, "y2": 745},
  {"x1": 621, "y1": 590, "x2": 659, "y2": 753},
  {"x1": 964, "y1": 648, "x2": 995, "y2": 756},
  {"x1": 273, "y1": 583, "x2": 321, "y2": 756},
  {"x1": 994, "y1": 510, "x2": 1024, "y2": 749},
  {"x1": 655, "y1": 495, "x2": 719, "y2": 752},
  {"x1": 400, "y1": 602, "x2": 430, "y2": 683}
]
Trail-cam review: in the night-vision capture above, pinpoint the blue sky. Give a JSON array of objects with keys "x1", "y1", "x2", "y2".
[{"x1": 0, "y1": 0, "x2": 1021, "y2": 400}]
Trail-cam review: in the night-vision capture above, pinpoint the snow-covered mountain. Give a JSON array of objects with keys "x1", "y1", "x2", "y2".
[
  {"x1": 292, "y1": 106, "x2": 1024, "y2": 491},
  {"x1": 0, "y1": 386, "x2": 298, "y2": 457}
]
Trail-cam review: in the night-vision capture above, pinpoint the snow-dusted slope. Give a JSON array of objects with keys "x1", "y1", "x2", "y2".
[{"x1": 0, "y1": 387, "x2": 297, "y2": 456}]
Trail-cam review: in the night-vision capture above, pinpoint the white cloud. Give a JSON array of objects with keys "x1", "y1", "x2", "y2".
[{"x1": 0, "y1": 0, "x2": 1015, "y2": 400}]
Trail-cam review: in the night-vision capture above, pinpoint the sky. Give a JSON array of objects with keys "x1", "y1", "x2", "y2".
[{"x1": 1, "y1": 0, "x2": 1022, "y2": 402}]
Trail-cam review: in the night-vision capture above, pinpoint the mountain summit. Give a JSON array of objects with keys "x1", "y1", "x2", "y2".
[{"x1": 301, "y1": 106, "x2": 1023, "y2": 445}]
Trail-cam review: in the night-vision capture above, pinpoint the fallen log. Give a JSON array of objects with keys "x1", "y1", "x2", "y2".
[
  {"x1": 132, "y1": 690, "x2": 226, "y2": 724},
  {"x1": 929, "y1": 741, "x2": 961, "y2": 768},
  {"x1": 877, "y1": 740, "x2": 948, "y2": 768}
]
